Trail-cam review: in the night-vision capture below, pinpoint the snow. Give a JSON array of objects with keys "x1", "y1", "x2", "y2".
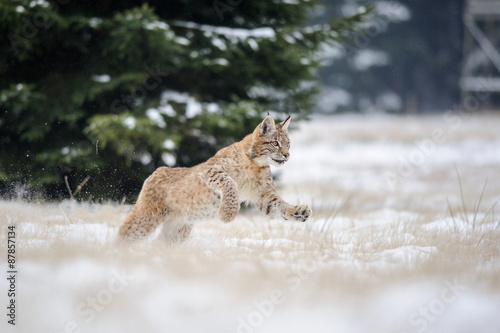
[
  {"x1": 146, "y1": 108, "x2": 166, "y2": 128},
  {"x1": 373, "y1": 245, "x2": 437, "y2": 263},
  {"x1": 248, "y1": 85, "x2": 288, "y2": 100},
  {"x1": 92, "y1": 74, "x2": 111, "y2": 83},
  {"x1": 171, "y1": 20, "x2": 276, "y2": 43},
  {"x1": 161, "y1": 152, "x2": 176, "y2": 166},
  {"x1": 283, "y1": 34, "x2": 296, "y2": 44},
  {"x1": 161, "y1": 90, "x2": 203, "y2": 119},
  {"x1": 213, "y1": 58, "x2": 229, "y2": 66},
  {"x1": 316, "y1": 87, "x2": 352, "y2": 113},
  {"x1": 247, "y1": 38, "x2": 259, "y2": 51},
  {"x1": 1, "y1": 114, "x2": 500, "y2": 333},
  {"x1": 376, "y1": 1, "x2": 411, "y2": 22},
  {"x1": 139, "y1": 153, "x2": 152, "y2": 165},
  {"x1": 206, "y1": 103, "x2": 220, "y2": 114},
  {"x1": 292, "y1": 31, "x2": 303, "y2": 40},
  {"x1": 122, "y1": 116, "x2": 136, "y2": 129},
  {"x1": 341, "y1": 2, "x2": 410, "y2": 23},
  {"x1": 159, "y1": 105, "x2": 176, "y2": 117},
  {"x1": 89, "y1": 17, "x2": 103, "y2": 28},
  {"x1": 175, "y1": 37, "x2": 190, "y2": 45},
  {"x1": 29, "y1": 0, "x2": 49, "y2": 8},
  {"x1": 162, "y1": 139, "x2": 175, "y2": 150},
  {"x1": 303, "y1": 24, "x2": 334, "y2": 36},
  {"x1": 186, "y1": 103, "x2": 203, "y2": 119},
  {"x1": 141, "y1": 20, "x2": 178, "y2": 41},
  {"x1": 376, "y1": 91, "x2": 402, "y2": 111},
  {"x1": 211, "y1": 37, "x2": 227, "y2": 50},
  {"x1": 341, "y1": 3, "x2": 368, "y2": 17},
  {"x1": 316, "y1": 42, "x2": 344, "y2": 66},
  {"x1": 157, "y1": 89, "x2": 223, "y2": 118},
  {"x1": 352, "y1": 49, "x2": 389, "y2": 71},
  {"x1": 142, "y1": 20, "x2": 169, "y2": 31},
  {"x1": 146, "y1": 105, "x2": 177, "y2": 127}
]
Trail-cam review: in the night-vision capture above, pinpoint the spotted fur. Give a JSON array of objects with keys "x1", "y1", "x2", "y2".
[{"x1": 118, "y1": 115, "x2": 312, "y2": 241}]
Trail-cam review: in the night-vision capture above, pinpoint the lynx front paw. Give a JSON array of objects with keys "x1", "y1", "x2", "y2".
[{"x1": 284, "y1": 205, "x2": 312, "y2": 222}]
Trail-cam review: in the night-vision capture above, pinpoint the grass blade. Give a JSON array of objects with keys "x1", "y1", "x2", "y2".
[
  {"x1": 472, "y1": 177, "x2": 488, "y2": 229},
  {"x1": 454, "y1": 165, "x2": 468, "y2": 224}
]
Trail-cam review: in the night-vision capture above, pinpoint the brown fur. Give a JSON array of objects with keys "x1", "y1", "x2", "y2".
[{"x1": 118, "y1": 115, "x2": 312, "y2": 241}]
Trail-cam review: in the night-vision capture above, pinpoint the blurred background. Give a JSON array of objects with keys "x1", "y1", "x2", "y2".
[{"x1": 1, "y1": 0, "x2": 498, "y2": 200}]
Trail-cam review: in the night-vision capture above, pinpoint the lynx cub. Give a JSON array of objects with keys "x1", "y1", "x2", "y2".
[{"x1": 118, "y1": 115, "x2": 311, "y2": 241}]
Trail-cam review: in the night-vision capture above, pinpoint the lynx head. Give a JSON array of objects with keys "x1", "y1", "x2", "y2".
[{"x1": 249, "y1": 115, "x2": 291, "y2": 167}]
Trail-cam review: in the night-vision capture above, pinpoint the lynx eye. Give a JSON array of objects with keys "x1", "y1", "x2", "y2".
[{"x1": 272, "y1": 141, "x2": 280, "y2": 147}]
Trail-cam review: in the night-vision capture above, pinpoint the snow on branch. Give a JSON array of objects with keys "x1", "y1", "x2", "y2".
[{"x1": 170, "y1": 20, "x2": 276, "y2": 42}]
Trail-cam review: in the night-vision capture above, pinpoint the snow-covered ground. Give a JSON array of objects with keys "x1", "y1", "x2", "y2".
[{"x1": 1, "y1": 113, "x2": 500, "y2": 333}]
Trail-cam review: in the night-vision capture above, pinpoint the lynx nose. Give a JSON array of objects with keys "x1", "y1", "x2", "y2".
[{"x1": 283, "y1": 152, "x2": 290, "y2": 159}]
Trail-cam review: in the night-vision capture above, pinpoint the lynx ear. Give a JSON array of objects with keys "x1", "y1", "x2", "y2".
[
  {"x1": 260, "y1": 115, "x2": 276, "y2": 135},
  {"x1": 279, "y1": 115, "x2": 291, "y2": 132}
]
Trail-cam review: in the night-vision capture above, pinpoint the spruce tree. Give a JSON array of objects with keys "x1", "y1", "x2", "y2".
[{"x1": 0, "y1": 0, "x2": 369, "y2": 200}]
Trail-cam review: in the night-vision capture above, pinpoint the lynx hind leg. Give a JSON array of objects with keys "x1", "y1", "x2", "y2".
[
  {"x1": 119, "y1": 188, "x2": 172, "y2": 241},
  {"x1": 203, "y1": 166, "x2": 240, "y2": 223},
  {"x1": 118, "y1": 206, "x2": 166, "y2": 241},
  {"x1": 118, "y1": 167, "x2": 174, "y2": 241},
  {"x1": 160, "y1": 222, "x2": 193, "y2": 243}
]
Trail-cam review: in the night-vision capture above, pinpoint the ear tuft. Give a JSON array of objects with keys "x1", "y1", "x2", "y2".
[
  {"x1": 280, "y1": 115, "x2": 291, "y2": 132},
  {"x1": 260, "y1": 115, "x2": 276, "y2": 135}
]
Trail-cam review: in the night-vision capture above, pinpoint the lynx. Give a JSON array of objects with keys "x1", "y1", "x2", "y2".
[{"x1": 118, "y1": 115, "x2": 311, "y2": 241}]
